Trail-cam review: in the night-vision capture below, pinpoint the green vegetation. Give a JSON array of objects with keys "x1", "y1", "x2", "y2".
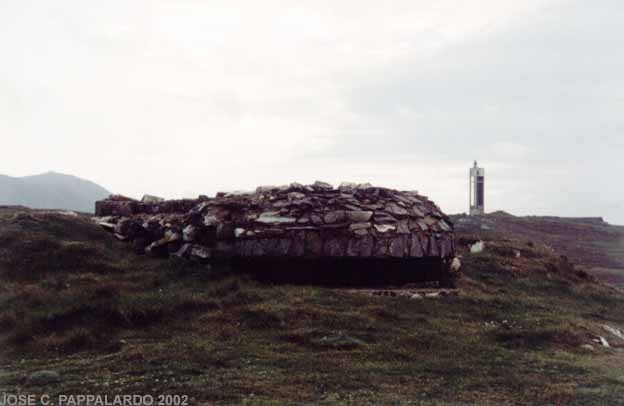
[
  {"x1": 1, "y1": 209, "x2": 624, "y2": 405},
  {"x1": 451, "y1": 212, "x2": 624, "y2": 288}
]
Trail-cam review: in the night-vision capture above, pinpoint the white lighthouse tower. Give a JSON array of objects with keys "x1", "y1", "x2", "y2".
[{"x1": 469, "y1": 161, "x2": 485, "y2": 215}]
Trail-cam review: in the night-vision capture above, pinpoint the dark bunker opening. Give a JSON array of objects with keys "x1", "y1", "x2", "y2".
[{"x1": 230, "y1": 257, "x2": 451, "y2": 287}]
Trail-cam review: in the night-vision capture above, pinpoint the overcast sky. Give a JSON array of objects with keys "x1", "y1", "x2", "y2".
[{"x1": 1, "y1": 1, "x2": 623, "y2": 223}]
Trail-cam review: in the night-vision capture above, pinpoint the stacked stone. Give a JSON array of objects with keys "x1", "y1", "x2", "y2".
[
  {"x1": 95, "y1": 194, "x2": 208, "y2": 217},
  {"x1": 94, "y1": 181, "x2": 455, "y2": 261}
]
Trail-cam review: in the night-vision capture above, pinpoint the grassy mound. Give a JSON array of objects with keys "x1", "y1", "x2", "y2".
[{"x1": 1, "y1": 209, "x2": 623, "y2": 405}]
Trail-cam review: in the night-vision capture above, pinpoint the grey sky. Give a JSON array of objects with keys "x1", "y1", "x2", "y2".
[{"x1": 1, "y1": 1, "x2": 622, "y2": 223}]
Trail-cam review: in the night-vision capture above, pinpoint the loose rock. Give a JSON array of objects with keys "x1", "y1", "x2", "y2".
[
  {"x1": 603, "y1": 324, "x2": 624, "y2": 341},
  {"x1": 470, "y1": 241, "x2": 485, "y2": 254},
  {"x1": 451, "y1": 257, "x2": 462, "y2": 272},
  {"x1": 142, "y1": 194, "x2": 165, "y2": 204}
]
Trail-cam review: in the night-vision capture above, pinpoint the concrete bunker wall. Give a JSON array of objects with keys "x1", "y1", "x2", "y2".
[{"x1": 94, "y1": 182, "x2": 457, "y2": 287}]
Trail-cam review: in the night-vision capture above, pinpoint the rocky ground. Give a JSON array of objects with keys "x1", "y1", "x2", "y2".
[{"x1": 1, "y1": 207, "x2": 624, "y2": 404}]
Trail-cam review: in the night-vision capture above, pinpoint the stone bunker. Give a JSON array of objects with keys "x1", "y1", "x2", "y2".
[{"x1": 95, "y1": 182, "x2": 456, "y2": 287}]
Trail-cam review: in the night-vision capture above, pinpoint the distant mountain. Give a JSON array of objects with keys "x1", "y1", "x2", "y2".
[{"x1": 0, "y1": 171, "x2": 111, "y2": 213}]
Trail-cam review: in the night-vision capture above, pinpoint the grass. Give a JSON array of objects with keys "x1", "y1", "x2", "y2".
[{"x1": 1, "y1": 209, "x2": 624, "y2": 404}]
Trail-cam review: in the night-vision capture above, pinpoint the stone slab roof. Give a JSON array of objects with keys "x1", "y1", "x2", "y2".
[{"x1": 95, "y1": 181, "x2": 455, "y2": 261}]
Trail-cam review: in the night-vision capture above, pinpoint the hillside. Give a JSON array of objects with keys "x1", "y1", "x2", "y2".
[
  {"x1": 1, "y1": 208, "x2": 624, "y2": 404},
  {"x1": 451, "y1": 212, "x2": 624, "y2": 287},
  {"x1": 0, "y1": 172, "x2": 110, "y2": 213}
]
